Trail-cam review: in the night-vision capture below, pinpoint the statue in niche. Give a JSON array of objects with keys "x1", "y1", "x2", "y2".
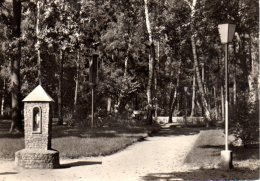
[{"x1": 33, "y1": 107, "x2": 41, "y2": 132}]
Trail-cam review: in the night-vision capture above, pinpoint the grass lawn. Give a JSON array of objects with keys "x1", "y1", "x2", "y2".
[
  {"x1": 185, "y1": 129, "x2": 225, "y2": 167},
  {"x1": 184, "y1": 129, "x2": 259, "y2": 180},
  {"x1": 53, "y1": 136, "x2": 142, "y2": 159},
  {"x1": 0, "y1": 119, "x2": 153, "y2": 160}
]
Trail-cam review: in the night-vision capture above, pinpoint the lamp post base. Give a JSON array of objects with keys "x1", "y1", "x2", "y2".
[{"x1": 220, "y1": 150, "x2": 233, "y2": 170}]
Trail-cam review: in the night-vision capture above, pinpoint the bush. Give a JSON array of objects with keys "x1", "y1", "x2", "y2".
[
  {"x1": 230, "y1": 94, "x2": 259, "y2": 146},
  {"x1": 94, "y1": 111, "x2": 147, "y2": 128}
]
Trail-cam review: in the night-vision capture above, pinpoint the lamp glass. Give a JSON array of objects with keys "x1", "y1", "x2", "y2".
[{"x1": 218, "y1": 24, "x2": 236, "y2": 44}]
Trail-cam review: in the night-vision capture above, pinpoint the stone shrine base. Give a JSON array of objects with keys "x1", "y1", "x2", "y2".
[{"x1": 15, "y1": 149, "x2": 59, "y2": 169}]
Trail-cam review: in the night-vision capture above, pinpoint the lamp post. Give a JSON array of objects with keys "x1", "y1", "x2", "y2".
[
  {"x1": 89, "y1": 53, "x2": 99, "y2": 128},
  {"x1": 218, "y1": 23, "x2": 236, "y2": 169}
]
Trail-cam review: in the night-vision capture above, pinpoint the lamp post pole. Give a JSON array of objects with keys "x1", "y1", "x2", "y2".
[
  {"x1": 224, "y1": 43, "x2": 228, "y2": 151},
  {"x1": 218, "y1": 23, "x2": 236, "y2": 170}
]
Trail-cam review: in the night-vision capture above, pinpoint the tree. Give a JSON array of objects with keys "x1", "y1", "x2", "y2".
[
  {"x1": 0, "y1": 3, "x2": 12, "y2": 118},
  {"x1": 190, "y1": 74, "x2": 196, "y2": 116},
  {"x1": 38, "y1": 0, "x2": 81, "y2": 125},
  {"x1": 100, "y1": 0, "x2": 145, "y2": 114},
  {"x1": 0, "y1": 0, "x2": 257, "y2": 129},
  {"x1": 35, "y1": 0, "x2": 42, "y2": 85},
  {"x1": 230, "y1": 93, "x2": 259, "y2": 146},
  {"x1": 10, "y1": 0, "x2": 22, "y2": 132},
  {"x1": 143, "y1": 0, "x2": 155, "y2": 124},
  {"x1": 168, "y1": 61, "x2": 181, "y2": 122},
  {"x1": 184, "y1": 0, "x2": 211, "y2": 122}
]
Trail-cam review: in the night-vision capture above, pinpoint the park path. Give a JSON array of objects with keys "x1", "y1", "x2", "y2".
[{"x1": 0, "y1": 129, "x2": 199, "y2": 181}]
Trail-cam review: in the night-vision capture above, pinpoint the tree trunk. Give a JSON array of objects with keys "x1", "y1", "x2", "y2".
[
  {"x1": 144, "y1": 0, "x2": 155, "y2": 124},
  {"x1": 190, "y1": 74, "x2": 196, "y2": 116},
  {"x1": 1, "y1": 78, "x2": 5, "y2": 116},
  {"x1": 147, "y1": 43, "x2": 155, "y2": 124},
  {"x1": 201, "y1": 62, "x2": 204, "y2": 84},
  {"x1": 236, "y1": 33, "x2": 249, "y2": 91},
  {"x1": 116, "y1": 37, "x2": 131, "y2": 113},
  {"x1": 144, "y1": 0, "x2": 152, "y2": 43},
  {"x1": 201, "y1": 62, "x2": 206, "y2": 93},
  {"x1": 248, "y1": 33, "x2": 259, "y2": 103},
  {"x1": 184, "y1": 0, "x2": 211, "y2": 121},
  {"x1": 57, "y1": 50, "x2": 64, "y2": 125},
  {"x1": 233, "y1": 64, "x2": 237, "y2": 106},
  {"x1": 73, "y1": 50, "x2": 80, "y2": 118},
  {"x1": 154, "y1": 41, "x2": 159, "y2": 120},
  {"x1": 163, "y1": 90, "x2": 167, "y2": 115},
  {"x1": 213, "y1": 86, "x2": 219, "y2": 120},
  {"x1": 160, "y1": 57, "x2": 167, "y2": 115},
  {"x1": 36, "y1": 1, "x2": 42, "y2": 85},
  {"x1": 168, "y1": 83, "x2": 174, "y2": 121},
  {"x1": 124, "y1": 56, "x2": 128, "y2": 77},
  {"x1": 196, "y1": 99, "x2": 202, "y2": 116},
  {"x1": 176, "y1": 95, "x2": 180, "y2": 115},
  {"x1": 10, "y1": 0, "x2": 22, "y2": 133},
  {"x1": 115, "y1": 94, "x2": 123, "y2": 112},
  {"x1": 168, "y1": 88, "x2": 178, "y2": 123},
  {"x1": 168, "y1": 62, "x2": 181, "y2": 123},
  {"x1": 124, "y1": 38, "x2": 131, "y2": 76},
  {"x1": 191, "y1": 35, "x2": 211, "y2": 121},
  {"x1": 232, "y1": 41, "x2": 237, "y2": 106},
  {"x1": 107, "y1": 97, "x2": 112, "y2": 113}
]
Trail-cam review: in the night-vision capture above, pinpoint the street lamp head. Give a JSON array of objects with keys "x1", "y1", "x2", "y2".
[
  {"x1": 89, "y1": 53, "x2": 99, "y2": 86},
  {"x1": 218, "y1": 24, "x2": 236, "y2": 44}
]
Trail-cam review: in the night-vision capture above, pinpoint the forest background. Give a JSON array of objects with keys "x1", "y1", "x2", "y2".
[{"x1": 0, "y1": 0, "x2": 258, "y2": 144}]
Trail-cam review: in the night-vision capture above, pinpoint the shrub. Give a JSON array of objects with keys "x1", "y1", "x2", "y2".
[
  {"x1": 95, "y1": 111, "x2": 147, "y2": 128},
  {"x1": 230, "y1": 94, "x2": 259, "y2": 147}
]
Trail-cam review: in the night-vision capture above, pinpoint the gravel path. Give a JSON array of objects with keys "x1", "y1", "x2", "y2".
[{"x1": 0, "y1": 132, "x2": 199, "y2": 181}]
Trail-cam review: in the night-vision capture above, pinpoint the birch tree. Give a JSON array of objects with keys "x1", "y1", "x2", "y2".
[
  {"x1": 184, "y1": 0, "x2": 211, "y2": 121},
  {"x1": 35, "y1": 0, "x2": 41, "y2": 85},
  {"x1": 144, "y1": 0, "x2": 155, "y2": 124}
]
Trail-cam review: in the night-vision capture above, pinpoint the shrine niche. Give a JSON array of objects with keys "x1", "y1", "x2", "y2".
[{"x1": 32, "y1": 107, "x2": 41, "y2": 133}]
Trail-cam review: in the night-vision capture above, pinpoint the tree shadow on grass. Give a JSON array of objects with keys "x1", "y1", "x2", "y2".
[
  {"x1": 0, "y1": 132, "x2": 24, "y2": 138},
  {"x1": 151, "y1": 126, "x2": 210, "y2": 137},
  {"x1": 0, "y1": 172, "x2": 18, "y2": 175},
  {"x1": 0, "y1": 120, "x2": 24, "y2": 138},
  {"x1": 198, "y1": 144, "x2": 259, "y2": 160},
  {"x1": 231, "y1": 144, "x2": 259, "y2": 160},
  {"x1": 52, "y1": 127, "x2": 132, "y2": 138},
  {"x1": 59, "y1": 161, "x2": 102, "y2": 169},
  {"x1": 0, "y1": 119, "x2": 150, "y2": 139},
  {"x1": 141, "y1": 167, "x2": 259, "y2": 181},
  {"x1": 199, "y1": 145, "x2": 225, "y2": 149},
  {"x1": 52, "y1": 126, "x2": 150, "y2": 138}
]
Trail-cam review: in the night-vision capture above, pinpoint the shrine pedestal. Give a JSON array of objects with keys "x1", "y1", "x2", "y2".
[{"x1": 15, "y1": 149, "x2": 59, "y2": 169}]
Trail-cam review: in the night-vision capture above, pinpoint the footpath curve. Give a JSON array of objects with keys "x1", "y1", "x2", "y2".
[{"x1": 0, "y1": 128, "x2": 199, "y2": 181}]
